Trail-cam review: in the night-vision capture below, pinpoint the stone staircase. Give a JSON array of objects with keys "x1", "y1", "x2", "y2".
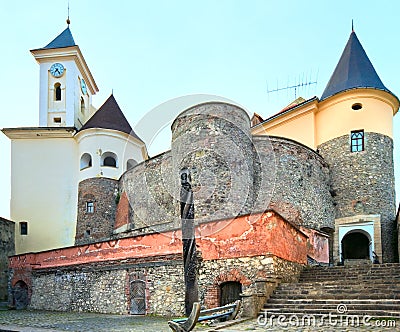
[{"x1": 261, "y1": 263, "x2": 400, "y2": 320}]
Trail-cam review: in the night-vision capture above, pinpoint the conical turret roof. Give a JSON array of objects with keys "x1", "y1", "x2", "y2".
[
  {"x1": 41, "y1": 26, "x2": 76, "y2": 49},
  {"x1": 321, "y1": 31, "x2": 393, "y2": 100},
  {"x1": 80, "y1": 94, "x2": 144, "y2": 142}
]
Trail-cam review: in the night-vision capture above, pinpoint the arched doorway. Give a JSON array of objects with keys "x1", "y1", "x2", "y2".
[
  {"x1": 220, "y1": 281, "x2": 242, "y2": 306},
  {"x1": 13, "y1": 280, "x2": 28, "y2": 310},
  {"x1": 341, "y1": 231, "x2": 370, "y2": 260},
  {"x1": 130, "y1": 280, "x2": 146, "y2": 315}
]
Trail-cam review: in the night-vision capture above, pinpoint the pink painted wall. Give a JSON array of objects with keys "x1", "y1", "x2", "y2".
[
  {"x1": 300, "y1": 226, "x2": 330, "y2": 263},
  {"x1": 10, "y1": 211, "x2": 308, "y2": 272}
]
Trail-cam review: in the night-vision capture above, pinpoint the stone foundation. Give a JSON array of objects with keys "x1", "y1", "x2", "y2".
[{"x1": 0, "y1": 217, "x2": 15, "y2": 301}]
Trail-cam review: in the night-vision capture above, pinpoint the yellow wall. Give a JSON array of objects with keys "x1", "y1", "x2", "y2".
[
  {"x1": 252, "y1": 90, "x2": 397, "y2": 150},
  {"x1": 252, "y1": 102, "x2": 318, "y2": 149},
  {"x1": 10, "y1": 137, "x2": 78, "y2": 253},
  {"x1": 316, "y1": 90, "x2": 395, "y2": 146}
]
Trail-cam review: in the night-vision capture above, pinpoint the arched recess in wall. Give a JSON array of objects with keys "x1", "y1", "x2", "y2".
[
  {"x1": 13, "y1": 280, "x2": 29, "y2": 310},
  {"x1": 101, "y1": 152, "x2": 118, "y2": 168},
  {"x1": 80, "y1": 97, "x2": 85, "y2": 113},
  {"x1": 130, "y1": 280, "x2": 146, "y2": 315},
  {"x1": 54, "y1": 83, "x2": 61, "y2": 101},
  {"x1": 80, "y1": 153, "x2": 92, "y2": 170},
  {"x1": 126, "y1": 159, "x2": 138, "y2": 171}
]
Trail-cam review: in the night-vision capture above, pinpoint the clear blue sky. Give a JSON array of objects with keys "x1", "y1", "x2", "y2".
[{"x1": 1, "y1": 0, "x2": 400, "y2": 219}]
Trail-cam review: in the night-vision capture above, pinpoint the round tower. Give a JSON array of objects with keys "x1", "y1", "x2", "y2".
[
  {"x1": 74, "y1": 95, "x2": 147, "y2": 244},
  {"x1": 171, "y1": 102, "x2": 254, "y2": 223},
  {"x1": 317, "y1": 31, "x2": 399, "y2": 263}
]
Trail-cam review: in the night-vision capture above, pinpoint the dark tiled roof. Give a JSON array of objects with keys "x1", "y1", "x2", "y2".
[
  {"x1": 321, "y1": 31, "x2": 392, "y2": 100},
  {"x1": 42, "y1": 27, "x2": 76, "y2": 49},
  {"x1": 80, "y1": 95, "x2": 144, "y2": 142}
]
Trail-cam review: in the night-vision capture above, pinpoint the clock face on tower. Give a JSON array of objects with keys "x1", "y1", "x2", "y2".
[
  {"x1": 50, "y1": 63, "x2": 64, "y2": 77},
  {"x1": 80, "y1": 78, "x2": 87, "y2": 95}
]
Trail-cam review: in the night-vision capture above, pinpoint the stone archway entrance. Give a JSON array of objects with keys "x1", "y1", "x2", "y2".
[
  {"x1": 220, "y1": 281, "x2": 242, "y2": 306},
  {"x1": 13, "y1": 280, "x2": 28, "y2": 310},
  {"x1": 341, "y1": 231, "x2": 370, "y2": 260}
]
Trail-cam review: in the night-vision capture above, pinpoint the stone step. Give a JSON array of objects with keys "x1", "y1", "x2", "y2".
[
  {"x1": 299, "y1": 276, "x2": 400, "y2": 282},
  {"x1": 279, "y1": 282, "x2": 400, "y2": 288},
  {"x1": 270, "y1": 293, "x2": 400, "y2": 300},
  {"x1": 261, "y1": 264, "x2": 400, "y2": 323},
  {"x1": 267, "y1": 298, "x2": 400, "y2": 305},
  {"x1": 260, "y1": 307, "x2": 400, "y2": 318},
  {"x1": 258, "y1": 310, "x2": 400, "y2": 320},
  {"x1": 300, "y1": 272, "x2": 400, "y2": 278},
  {"x1": 275, "y1": 288, "x2": 400, "y2": 295},
  {"x1": 300, "y1": 271, "x2": 400, "y2": 278},
  {"x1": 263, "y1": 303, "x2": 400, "y2": 311}
]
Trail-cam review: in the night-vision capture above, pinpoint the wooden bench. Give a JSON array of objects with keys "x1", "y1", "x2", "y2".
[{"x1": 168, "y1": 300, "x2": 241, "y2": 332}]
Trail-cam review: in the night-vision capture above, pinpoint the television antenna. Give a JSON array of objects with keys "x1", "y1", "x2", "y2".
[{"x1": 267, "y1": 70, "x2": 318, "y2": 100}]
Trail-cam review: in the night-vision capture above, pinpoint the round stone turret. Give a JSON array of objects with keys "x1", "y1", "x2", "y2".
[{"x1": 171, "y1": 102, "x2": 254, "y2": 222}]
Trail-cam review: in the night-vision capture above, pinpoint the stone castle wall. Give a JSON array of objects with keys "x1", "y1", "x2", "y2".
[
  {"x1": 29, "y1": 254, "x2": 184, "y2": 315},
  {"x1": 318, "y1": 132, "x2": 397, "y2": 262},
  {"x1": 171, "y1": 102, "x2": 255, "y2": 222},
  {"x1": 199, "y1": 255, "x2": 303, "y2": 308},
  {"x1": 253, "y1": 136, "x2": 335, "y2": 231},
  {"x1": 11, "y1": 211, "x2": 308, "y2": 315},
  {"x1": 0, "y1": 217, "x2": 14, "y2": 301},
  {"x1": 120, "y1": 151, "x2": 180, "y2": 235},
  {"x1": 75, "y1": 178, "x2": 119, "y2": 245},
  {"x1": 117, "y1": 106, "x2": 335, "y2": 239}
]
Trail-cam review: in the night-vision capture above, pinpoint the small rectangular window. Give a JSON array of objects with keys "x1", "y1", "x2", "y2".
[
  {"x1": 351, "y1": 130, "x2": 364, "y2": 152},
  {"x1": 86, "y1": 202, "x2": 94, "y2": 213},
  {"x1": 20, "y1": 222, "x2": 28, "y2": 235},
  {"x1": 53, "y1": 117, "x2": 62, "y2": 124}
]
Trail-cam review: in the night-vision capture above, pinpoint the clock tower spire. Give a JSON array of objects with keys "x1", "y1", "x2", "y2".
[{"x1": 30, "y1": 24, "x2": 98, "y2": 129}]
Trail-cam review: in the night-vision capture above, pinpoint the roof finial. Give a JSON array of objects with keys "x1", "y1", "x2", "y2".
[
  {"x1": 66, "y1": 0, "x2": 71, "y2": 25},
  {"x1": 351, "y1": 19, "x2": 354, "y2": 32},
  {"x1": 112, "y1": 89, "x2": 114, "y2": 95}
]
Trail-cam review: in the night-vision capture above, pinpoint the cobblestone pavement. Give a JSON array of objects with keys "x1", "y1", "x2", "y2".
[
  {"x1": 0, "y1": 310, "x2": 398, "y2": 332},
  {"x1": 0, "y1": 310, "x2": 179, "y2": 332}
]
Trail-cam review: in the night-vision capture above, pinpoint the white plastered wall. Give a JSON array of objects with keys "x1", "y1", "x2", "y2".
[
  {"x1": 76, "y1": 129, "x2": 145, "y2": 182},
  {"x1": 11, "y1": 137, "x2": 78, "y2": 254}
]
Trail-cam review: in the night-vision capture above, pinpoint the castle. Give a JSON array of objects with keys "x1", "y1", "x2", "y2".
[{"x1": 2, "y1": 23, "x2": 400, "y2": 315}]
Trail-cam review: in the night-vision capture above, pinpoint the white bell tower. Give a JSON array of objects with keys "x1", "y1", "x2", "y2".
[{"x1": 30, "y1": 23, "x2": 98, "y2": 129}]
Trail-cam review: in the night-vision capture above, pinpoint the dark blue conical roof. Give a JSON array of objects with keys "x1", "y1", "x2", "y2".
[
  {"x1": 42, "y1": 26, "x2": 76, "y2": 49},
  {"x1": 321, "y1": 31, "x2": 392, "y2": 100}
]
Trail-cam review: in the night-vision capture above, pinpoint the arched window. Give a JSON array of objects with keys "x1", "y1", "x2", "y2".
[
  {"x1": 80, "y1": 153, "x2": 92, "y2": 170},
  {"x1": 54, "y1": 83, "x2": 61, "y2": 101},
  {"x1": 126, "y1": 159, "x2": 138, "y2": 171},
  {"x1": 101, "y1": 152, "x2": 118, "y2": 168},
  {"x1": 81, "y1": 97, "x2": 85, "y2": 113}
]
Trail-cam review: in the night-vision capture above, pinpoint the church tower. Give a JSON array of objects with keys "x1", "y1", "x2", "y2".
[
  {"x1": 317, "y1": 30, "x2": 399, "y2": 263},
  {"x1": 30, "y1": 24, "x2": 98, "y2": 128}
]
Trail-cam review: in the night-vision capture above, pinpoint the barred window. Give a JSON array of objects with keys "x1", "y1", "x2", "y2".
[
  {"x1": 86, "y1": 201, "x2": 94, "y2": 213},
  {"x1": 351, "y1": 130, "x2": 364, "y2": 152}
]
